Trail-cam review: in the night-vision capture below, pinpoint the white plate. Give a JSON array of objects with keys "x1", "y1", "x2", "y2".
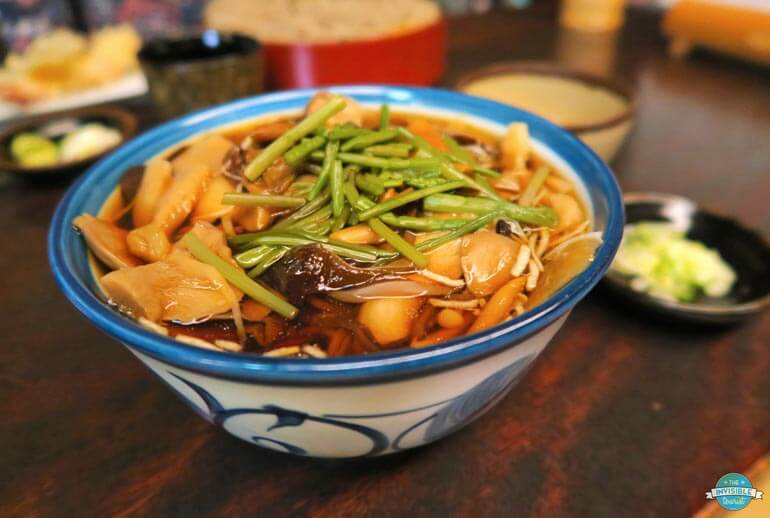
[{"x1": 0, "y1": 72, "x2": 148, "y2": 122}]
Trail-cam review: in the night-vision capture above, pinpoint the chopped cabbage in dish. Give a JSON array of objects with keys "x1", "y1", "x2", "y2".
[{"x1": 612, "y1": 222, "x2": 735, "y2": 302}]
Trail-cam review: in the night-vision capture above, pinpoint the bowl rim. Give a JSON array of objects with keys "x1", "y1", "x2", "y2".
[
  {"x1": 48, "y1": 85, "x2": 624, "y2": 386},
  {"x1": 0, "y1": 105, "x2": 138, "y2": 175},
  {"x1": 605, "y1": 191, "x2": 770, "y2": 318},
  {"x1": 455, "y1": 60, "x2": 637, "y2": 134}
]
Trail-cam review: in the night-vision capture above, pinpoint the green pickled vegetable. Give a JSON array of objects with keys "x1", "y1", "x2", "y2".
[
  {"x1": 59, "y1": 123, "x2": 122, "y2": 162},
  {"x1": 11, "y1": 133, "x2": 59, "y2": 167},
  {"x1": 612, "y1": 222, "x2": 736, "y2": 302}
]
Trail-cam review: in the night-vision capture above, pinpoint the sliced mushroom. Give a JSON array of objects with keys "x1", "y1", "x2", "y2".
[
  {"x1": 330, "y1": 224, "x2": 383, "y2": 245},
  {"x1": 98, "y1": 185, "x2": 128, "y2": 223},
  {"x1": 306, "y1": 92, "x2": 364, "y2": 128},
  {"x1": 495, "y1": 219, "x2": 525, "y2": 239},
  {"x1": 177, "y1": 221, "x2": 240, "y2": 270},
  {"x1": 192, "y1": 175, "x2": 234, "y2": 222},
  {"x1": 73, "y1": 214, "x2": 141, "y2": 270},
  {"x1": 358, "y1": 297, "x2": 424, "y2": 345},
  {"x1": 461, "y1": 230, "x2": 520, "y2": 297},
  {"x1": 153, "y1": 161, "x2": 211, "y2": 234},
  {"x1": 101, "y1": 248, "x2": 239, "y2": 323},
  {"x1": 127, "y1": 162, "x2": 209, "y2": 262},
  {"x1": 501, "y1": 122, "x2": 529, "y2": 171},
  {"x1": 329, "y1": 281, "x2": 452, "y2": 303},
  {"x1": 232, "y1": 206, "x2": 273, "y2": 232},
  {"x1": 247, "y1": 120, "x2": 294, "y2": 143},
  {"x1": 172, "y1": 135, "x2": 234, "y2": 177},
  {"x1": 545, "y1": 175, "x2": 573, "y2": 193},
  {"x1": 221, "y1": 145, "x2": 246, "y2": 181},
  {"x1": 125, "y1": 223, "x2": 171, "y2": 263},
  {"x1": 262, "y1": 244, "x2": 407, "y2": 305},
  {"x1": 132, "y1": 159, "x2": 172, "y2": 227},
  {"x1": 261, "y1": 158, "x2": 295, "y2": 192},
  {"x1": 406, "y1": 119, "x2": 447, "y2": 151},
  {"x1": 546, "y1": 193, "x2": 584, "y2": 232},
  {"x1": 425, "y1": 238, "x2": 463, "y2": 279}
]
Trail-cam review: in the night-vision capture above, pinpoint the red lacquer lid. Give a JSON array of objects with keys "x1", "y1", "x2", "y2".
[{"x1": 263, "y1": 19, "x2": 447, "y2": 89}]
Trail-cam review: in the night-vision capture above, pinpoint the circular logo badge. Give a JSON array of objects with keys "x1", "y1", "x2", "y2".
[{"x1": 714, "y1": 473, "x2": 753, "y2": 511}]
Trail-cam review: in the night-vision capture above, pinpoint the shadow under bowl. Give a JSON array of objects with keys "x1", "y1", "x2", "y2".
[{"x1": 603, "y1": 192, "x2": 770, "y2": 324}]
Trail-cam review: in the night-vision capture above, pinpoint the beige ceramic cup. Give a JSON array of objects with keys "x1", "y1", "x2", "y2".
[{"x1": 456, "y1": 62, "x2": 636, "y2": 163}]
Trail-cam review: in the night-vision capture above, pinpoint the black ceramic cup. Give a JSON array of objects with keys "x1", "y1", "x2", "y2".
[{"x1": 139, "y1": 31, "x2": 263, "y2": 119}]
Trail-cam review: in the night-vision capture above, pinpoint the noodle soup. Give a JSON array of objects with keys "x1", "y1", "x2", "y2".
[{"x1": 73, "y1": 92, "x2": 599, "y2": 358}]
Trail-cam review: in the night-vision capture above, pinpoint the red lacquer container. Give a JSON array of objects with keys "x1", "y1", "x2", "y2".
[{"x1": 263, "y1": 19, "x2": 447, "y2": 89}]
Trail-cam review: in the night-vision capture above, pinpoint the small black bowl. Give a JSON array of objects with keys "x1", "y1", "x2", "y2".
[
  {"x1": 138, "y1": 31, "x2": 264, "y2": 119},
  {"x1": 0, "y1": 106, "x2": 137, "y2": 176},
  {"x1": 603, "y1": 192, "x2": 770, "y2": 324}
]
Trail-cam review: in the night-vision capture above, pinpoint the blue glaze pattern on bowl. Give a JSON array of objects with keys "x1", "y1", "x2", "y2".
[{"x1": 48, "y1": 86, "x2": 623, "y2": 457}]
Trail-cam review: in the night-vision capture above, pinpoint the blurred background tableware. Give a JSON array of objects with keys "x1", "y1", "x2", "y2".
[
  {"x1": 259, "y1": 21, "x2": 446, "y2": 89},
  {"x1": 0, "y1": 104, "x2": 136, "y2": 176},
  {"x1": 203, "y1": 0, "x2": 446, "y2": 88},
  {"x1": 555, "y1": 28, "x2": 620, "y2": 77},
  {"x1": 138, "y1": 31, "x2": 263, "y2": 119},
  {"x1": 0, "y1": 24, "x2": 146, "y2": 121},
  {"x1": 559, "y1": 0, "x2": 627, "y2": 32},
  {"x1": 664, "y1": 0, "x2": 770, "y2": 68},
  {"x1": 603, "y1": 192, "x2": 770, "y2": 324},
  {"x1": 456, "y1": 61, "x2": 635, "y2": 162}
]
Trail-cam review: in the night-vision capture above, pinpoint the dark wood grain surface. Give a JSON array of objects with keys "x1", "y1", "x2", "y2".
[{"x1": 2, "y1": 7, "x2": 769, "y2": 517}]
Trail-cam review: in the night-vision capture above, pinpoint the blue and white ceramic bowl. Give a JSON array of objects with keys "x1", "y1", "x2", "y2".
[{"x1": 49, "y1": 86, "x2": 623, "y2": 458}]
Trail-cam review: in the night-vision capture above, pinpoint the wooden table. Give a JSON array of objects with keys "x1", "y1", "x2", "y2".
[{"x1": 2, "y1": 7, "x2": 769, "y2": 517}]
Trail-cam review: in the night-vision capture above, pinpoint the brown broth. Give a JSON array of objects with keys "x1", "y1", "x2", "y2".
[
  {"x1": 165, "y1": 298, "x2": 388, "y2": 356},
  {"x1": 526, "y1": 235, "x2": 601, "y2": 309},
  {"x1": 92, "y1": 109, "x2": 595, "y2": 357}
]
